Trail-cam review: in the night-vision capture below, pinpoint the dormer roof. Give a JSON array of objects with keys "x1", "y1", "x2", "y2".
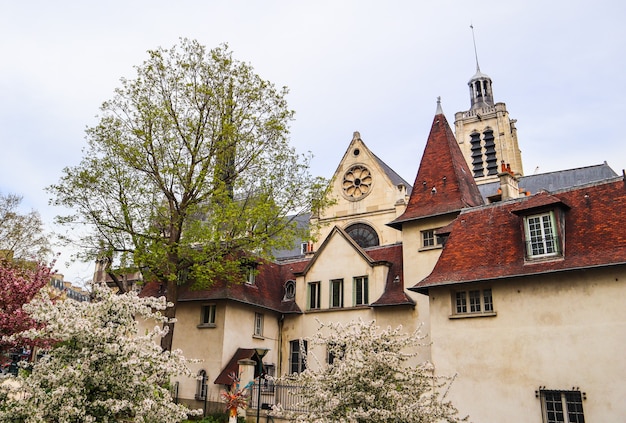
[
  {"x1": 412, "y1": 177, "x2": 626, "y2": 293},
  {"x1": 389, "y1": 102, "x2": 484, "y2": 229}
]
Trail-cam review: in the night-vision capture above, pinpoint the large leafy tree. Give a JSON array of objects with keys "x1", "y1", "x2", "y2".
[
  {"x1": 48, "y1": 39, "x2": 329, "y2": 350},
  {"x1": 0, "y1": 193, "x2": 51, "y2": 261},
  {"x1": 0, "y1": 283, "x2": 199, "y2": 423},
  {"x1": 272, "y1": 319, "x2": 468, "y2": 423}
]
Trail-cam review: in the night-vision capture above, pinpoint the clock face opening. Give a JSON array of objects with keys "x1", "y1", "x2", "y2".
[{"x1": 342, "y1": 165, "x2": 372, "y2": 200}]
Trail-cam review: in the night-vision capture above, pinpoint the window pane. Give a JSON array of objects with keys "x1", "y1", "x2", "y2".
[
  {"x1": 423, "y1": 230, "x2": 434, "y2": 247},
  {"x1": 331, "y1": 279, "x2": 343, "y2": 308},
  {"x1": 544, "y1": 392, "x2": 565, "y2": 423},
  {"x1": 565, "y1": 391, "x2": 585, "y2": 423},
  {"x1": 456, "y1": 292, "x2": 467, "y2": 313},
  {"x1": 255, "y1": 313, "x2": 263, "y2": 336},
  {"x1": 527, "y1": 213, "x2": 558, "y2": 257},
  {"x1": 355, "y1": 277, "x2": 368, "y2": 305},
  {"x1": 309, "y1": 282, "x2": 320, "y2": 309},
  {"x1": 201, "y1": 305, "x2": 215, "y2": 324},
  {"x1": 483, "y1": 289, "x2": 493, "y2": 312},
  {"x1": 290, "y1": 340, "x2": 307, "y2": 373},
  {"x1": 469, "y1": 290, "x2": 481, "y2": 312}
]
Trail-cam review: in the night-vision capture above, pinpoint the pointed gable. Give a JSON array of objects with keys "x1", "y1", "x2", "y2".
[{"x1": 389, "y1": 105, "x2": 484, "y2": 228}]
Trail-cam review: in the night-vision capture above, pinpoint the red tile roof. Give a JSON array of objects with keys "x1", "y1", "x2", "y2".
[
  {"x1": 140, "y1": 230, "x2": 413, "y2": 309},
  {"x1": 213, "y1": 348, "x2": 257, "y2": 385},
  {"x1": 368, "y1": 244, "x2": 414, "y2": 307},
  {"x1": 389, "y1": 112, "x2": 483, "y2": 228},
  {"x1": 412, "y1": 178, "x2": 626, "y2": 293},
  {"x1": 175, "y1": 258, "x2": 305, "y2": 314}
]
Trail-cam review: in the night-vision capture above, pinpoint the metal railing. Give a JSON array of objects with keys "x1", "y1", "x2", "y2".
[{"x1": 249, "y1": 381, "x2": 309, "y2": 413}]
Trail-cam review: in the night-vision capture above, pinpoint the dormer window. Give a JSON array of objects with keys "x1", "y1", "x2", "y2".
[
  {"x1": 524, "y1": 212, "x2": 559, "y2": 258},
  {"x1": 420, "y1": 228, "x2": 444, "y2": 251},
  {"x1": 512, "y1": 193, "x2": 569, "y2": 262},
  {"x1": 243, "y1": 263, "x2": 257, "y2": 285}
]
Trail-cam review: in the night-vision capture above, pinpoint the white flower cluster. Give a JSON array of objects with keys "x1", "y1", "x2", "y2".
[
  {"x1": 272, "y1": 318, "x2": 468, "y2": 423},
  {"x1": 0, "y1": 283, "x2": 201, "y2": 422}
]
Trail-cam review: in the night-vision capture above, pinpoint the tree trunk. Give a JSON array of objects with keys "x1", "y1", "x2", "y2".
[{"x1": 160, "y1": 280, "x2": 178, "y2": 351}]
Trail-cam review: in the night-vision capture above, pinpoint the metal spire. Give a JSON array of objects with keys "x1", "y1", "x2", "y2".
[{"x1": 470, "y1": 24, "x2": 480, "y2": 72}]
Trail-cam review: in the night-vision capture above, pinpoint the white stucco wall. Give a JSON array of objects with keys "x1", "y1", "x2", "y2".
[{"x1": 428, "y1": 267, "x2": 626, "y2": 422}]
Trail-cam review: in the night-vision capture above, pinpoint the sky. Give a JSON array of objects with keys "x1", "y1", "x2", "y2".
[{"x1": 1, "y1": 0, "x2": 625, "y2": 284}]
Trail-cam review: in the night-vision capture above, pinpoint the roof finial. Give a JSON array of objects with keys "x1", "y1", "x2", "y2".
[
  {"x1": 435, "y1": 96, "x2": 443, "y2": 115},
  {"x1": 470, "y1": 23, "x2": 480, "y2": 72}
]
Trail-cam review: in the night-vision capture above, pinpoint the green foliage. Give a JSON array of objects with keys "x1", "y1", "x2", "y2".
[
  {"x1": 48, "y1": 38, "x2": 331, "y2": 292},
  {"x1": 0, "y1": 192, "x2": 51, "y2": 261}
]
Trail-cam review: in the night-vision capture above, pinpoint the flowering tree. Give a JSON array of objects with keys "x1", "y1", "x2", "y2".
[
  {"x1": 272, "y1": 319, "x2": 468, "y2": 423},
  {"x1": 0, "y1": 259, "x2": 52, "y2": 355},
  {"x1": 0, "y1": 283, "x2": 200, "y2": 423}
]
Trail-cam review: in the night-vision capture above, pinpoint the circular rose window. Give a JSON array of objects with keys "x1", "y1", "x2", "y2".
[{"x1": 342, "y1": 165, "x2": 372, "y2": 199}]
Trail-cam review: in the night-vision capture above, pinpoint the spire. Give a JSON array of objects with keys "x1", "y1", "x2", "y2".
[
  {"x1": 470, "y1": 24, "x2": 480, "y2": 73},
  {"x1": 435, "y1": 96, "x2": 444, "y2": 115},
  {"x1": 388, "y1": 110, "x2": 484, "y2": 228},
  {"x1": 467, "y1": 25, "x2": 494, "y2": 110}
]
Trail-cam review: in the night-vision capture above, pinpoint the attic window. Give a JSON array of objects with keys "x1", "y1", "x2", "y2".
[
  {"x1": 524, "y1": 212, "x2": 560, "y2": 259},
  {"x1": 284, "y1": 280, "x2": 296, "y2": 300},
  {"x1": 244, "y1": 265, "x2": 257, "y2": 285},
  {"x1": 353, "y1": 148, "x2": 360, "y2": 156}
]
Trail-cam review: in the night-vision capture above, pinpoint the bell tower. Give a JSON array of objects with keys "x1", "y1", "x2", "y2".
[{"x1": 454, "y1": 27, "x2": 524, "y2": 184}]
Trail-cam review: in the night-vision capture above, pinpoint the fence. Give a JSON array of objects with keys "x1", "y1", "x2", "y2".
[{"x1": 249, "y1": 381, "x2": 309, "y2": 413}]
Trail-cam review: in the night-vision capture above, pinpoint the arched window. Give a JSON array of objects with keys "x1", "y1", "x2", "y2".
[
  {"x1": 284, "y1": 280, "x2": 296, "y2": 300},
  {"x1": 345, "y1": 223, "x2": 379, "y2": 248},
  {"x1": 196, "y1": 370, "x2": 207, "y2": 400}
]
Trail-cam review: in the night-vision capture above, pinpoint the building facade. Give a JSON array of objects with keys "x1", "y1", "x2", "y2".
[{"x1": 135, "y1": 64, "x2": 624, "y2": 422}]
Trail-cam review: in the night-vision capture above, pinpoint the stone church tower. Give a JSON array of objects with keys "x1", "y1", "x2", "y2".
[{"x1": 454, "y1": 62, "x2": 524, "y2": 184}]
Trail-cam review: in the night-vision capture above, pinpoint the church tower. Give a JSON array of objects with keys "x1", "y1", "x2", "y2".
[{"x1": 454, "y1": 38, "x2": 524, "y2": 184}]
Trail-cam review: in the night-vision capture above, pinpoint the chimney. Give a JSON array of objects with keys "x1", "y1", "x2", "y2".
[{"x1": 498, "y1": 162, "x2": 520, "y2": 200}]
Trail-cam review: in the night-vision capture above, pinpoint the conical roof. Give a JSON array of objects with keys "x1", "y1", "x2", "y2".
[{"x1": 388, "y1": 101, "x2": 484, "y2": 228}]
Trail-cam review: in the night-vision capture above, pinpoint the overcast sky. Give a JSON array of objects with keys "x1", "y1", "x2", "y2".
[{"x1": 1, "y1": 0, "x2": 625, "y2": 283}]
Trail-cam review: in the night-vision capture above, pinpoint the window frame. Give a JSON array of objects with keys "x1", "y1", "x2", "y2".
[
  {"x1": 195, "y1": 369, "x2": 208, "y2": 400},
  {"x1": 524, "y1": 211, "x2": 560, "y2": 259},
  {"x1": 330, "y1": 278, "x2": 344, "y2": 308},
  {"x1": 308, "y1": 281, "x2": 321, "y2": 310},
  {"x1": 353, "y1": 276, "x2": 369, "y2": 306},
  {"x1": 538, "y1": 389, "x2": 585, "y2": 423},
  {"x1": 198, "y1": 303, "x2": 217, "y2": 328},
  {"x1": 244, "y1": 266, "x2": 256, "y2": 285},
  {"x1": 284, "y1": 280, "x2": 296, "y2": 300},
  {"x1": 289, "y1": 339, "x2": 308, "y2": 374},
  {"x1": 254, "y1": 312, "x2": 264, "y2": 338},
  {"x1": 450, "y1": 288, "x2": 495, "y2": 318},
  {"x1": 420, "y1": 228, "x2": 443, "y2": 251}
]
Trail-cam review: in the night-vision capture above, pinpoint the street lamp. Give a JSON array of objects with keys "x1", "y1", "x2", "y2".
[{"x1": 255, "y1": 348, "x2": 270, "y2": 423}]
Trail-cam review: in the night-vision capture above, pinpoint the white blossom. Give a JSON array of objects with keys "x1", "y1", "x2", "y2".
[
  {"x1": 272, "y1": 318, "x2": 468, "y2": 423},
  {"x1": 0, "y1": 283, "x2": 201, "y2": 422}
]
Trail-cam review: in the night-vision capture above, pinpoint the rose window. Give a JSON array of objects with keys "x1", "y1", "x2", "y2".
[{"x1": 342, "y1": 165, "x2": 372, "y2": 199}]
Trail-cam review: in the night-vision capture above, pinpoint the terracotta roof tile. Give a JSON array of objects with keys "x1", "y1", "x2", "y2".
[
  {"x1": 389, "y1": 112, "x2": 483, "y2": 228},
  {"x1": 213, "y1": 348, "x2": 256, "y2": 385},
  {"x1": 412, "y1": 178, "x2": 626, "y2": 293},
  {"x1": 367, "y1": 244, "x2": 415, "y2": 307},
  {"x1": 140, "y1": 257, "x2": 307, "y2": 314}
]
